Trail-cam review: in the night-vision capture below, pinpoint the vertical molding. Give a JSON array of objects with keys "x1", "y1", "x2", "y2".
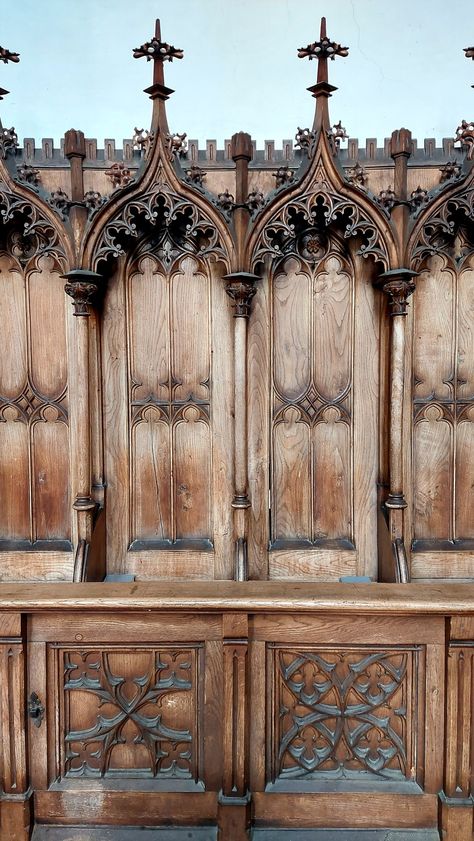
[
  {"x1": 374, "y1": 268, "x2": 417, "y2": 579},
  {"x1": 442, "y1": 637, "x2": 474, "y2": 841},
  {"x1": 224, "y1": 273, "x2": 259, "y2": 580},
  {"x1": 0, "y1": 615, "x2": 31, "y2": 840},
  {"x1": 218, "y1": 613, "x2": 250, "y2": 840},
  {"x1": 63, "y1": 270, "x2": 102, "y2": 577}
]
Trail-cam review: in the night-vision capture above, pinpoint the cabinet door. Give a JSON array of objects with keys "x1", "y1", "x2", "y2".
[{"x1": 27, "y1": 613, "x2": 222, "y2": 827}]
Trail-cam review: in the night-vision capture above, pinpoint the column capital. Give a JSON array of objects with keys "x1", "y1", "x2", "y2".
[
  {"x1": 374, "y1": 268, "x2": 418, "y2": 316},
  {"x1": 62, "y1": 269, "x2": 102, "y2": 316},
  {"x1": 224, "y1": 272, "x2": 259, "y2": 318}
]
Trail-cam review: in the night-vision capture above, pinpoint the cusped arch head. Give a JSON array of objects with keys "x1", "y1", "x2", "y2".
[
  {"x1": 248, "y1": 129, "x2": 398, "y2": 274},
  {"x1": 408, "y1": 164, "x2": 474, "y2": 270},
  {"x1": 82, "y1": 127, "x2": 234, "y2": 276},
  {"x1": 0, "y1": 158, "x2": 73, "y2": 270}
]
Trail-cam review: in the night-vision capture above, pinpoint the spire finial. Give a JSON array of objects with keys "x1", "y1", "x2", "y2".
[
  {"x1": 0, "y1": 46, "x2": 20, "y2": 101},
  {"x1": 464, "y1": 45, "x2": 474, "y2": 87},
  {"x1": 298, "y1": 18, "x2": 348, "y2": 130},
  {"x1": 133, "y1": 19, "x2": 184, "y2": 103}
]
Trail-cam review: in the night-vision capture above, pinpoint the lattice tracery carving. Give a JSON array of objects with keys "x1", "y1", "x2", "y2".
[
  {"x1": 94, "y1": 167, "x2": 228, "y2": 269},
  {"x1": 63, "y1": 647, "x2": 198, "y2": 779},
  {"x1": 275, "y1": 647, "x2": 414, "y2": 781},
  {"x1": 252, "y1": 181, "x2": 389, "y2": 269},
  {"x1": 0, "y1": 183, "x2": 66, "y2": 264},
  {"x1": 412, "y1": 186, "x2": 474, "y2": 268}
]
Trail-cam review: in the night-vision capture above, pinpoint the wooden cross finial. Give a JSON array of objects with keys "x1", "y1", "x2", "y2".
[
  {"x1": 298, "y1": 18, "x2": 349, "y2": 130},
  {"x1": 133, "y1": 19, "x2": 184, "y2": 89},
  {"x1": 0, "y1": 46, "x2": 20, "y2": 100},
  {"x1": 298, "y1": 17, "x2": 348, "y2": 87}
]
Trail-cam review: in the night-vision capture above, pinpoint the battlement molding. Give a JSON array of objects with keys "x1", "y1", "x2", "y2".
[{"x1": 14, "y1": 135, "x2": 465, "y2": 168}]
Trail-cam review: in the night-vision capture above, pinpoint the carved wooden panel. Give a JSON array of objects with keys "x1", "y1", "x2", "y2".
[
  {"x1": 269, "y1": 645, "x2": 420, "y2": 783},
  {"x1": 271, "y1": 253, "x2": 352, "y2": 547},
  {"x1": 445, "y1": 643, "x2": 474, "y2": 799},
  {"x1": 249, "y1": 241, "x2": 379, "y2": 579},
  {"x1": 59, "y1": 645, "x2": 202, "y2": 780},
  {"x1": 102, "y1": 247, "x2": 233, "y2": 577},
  {"x1": 128, "y1": 254, "x2": 211, "y2": 547},
  {"x1": 413, "y1": 255, "x2": 474, "y2": 552},
  {"x1": 0, "y1": 252, "x2": 70, "y2": 548}
]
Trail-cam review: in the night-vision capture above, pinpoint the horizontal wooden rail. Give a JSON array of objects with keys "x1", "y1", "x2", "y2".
[{"x1": 0, "y1": 581, "x2": 472, "y2": 614}]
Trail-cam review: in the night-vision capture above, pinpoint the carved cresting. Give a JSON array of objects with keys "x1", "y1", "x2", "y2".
[
  {"x1": 274, "y1": 647, "x2": 416, "y2": 782},
  {"x1": 63, "y1": 647, "x2": 199, "y2": 779}
]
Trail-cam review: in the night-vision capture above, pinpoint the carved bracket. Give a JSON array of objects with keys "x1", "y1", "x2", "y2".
[
  {"x1": 374, "y1": 268, "x2": 417, "y2": 316},
  {"x1": 63, "y1": 269, "x2": 102, "y2": 316},
  {"x1": 224, "y1": 272, "x2": 259, "y2": 318}
]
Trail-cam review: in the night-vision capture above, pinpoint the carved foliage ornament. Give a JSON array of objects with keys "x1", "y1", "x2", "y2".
[
  {"x1": 454, "y1": 120, "x2": 474, "y2": 160},
  {"x1": 0, "y1": 126, "x2": 19, "y2": 159},
  {"x1": 277, "y1": 648, "x2": 411, "y2": 780},
  {"x1": 63, "y1": 648, "x2": 196, "y2": 779},
  {"x1": 253, "y1": 183, "x2": 389, "y2": 269},
  {"x1": 94, "y1": 169, "x2": 228, "y2": 269}
]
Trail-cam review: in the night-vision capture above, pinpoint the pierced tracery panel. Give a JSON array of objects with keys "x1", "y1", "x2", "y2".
[
  {"x1": 271, "y1": 253, "x2": 353, "y2": 547},
  {"x1": 272, "y1": 645, "x2": 419, "y2": 783},
  {"x1": 413, "y1": 255, "x2": 474, "y2": 546},
  {"x1": 0, "y1": 252, "x2": 70, "y2": 546},
  {"x1": 128, "y1": 254, "x2": 212, "y2": 547},
  {"x1": 61, "y1": 646, "x2": 201, "y2": 780}
]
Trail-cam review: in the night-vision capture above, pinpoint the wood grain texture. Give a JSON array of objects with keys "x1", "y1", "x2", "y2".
[
  {"x1": 0, "y1": 253, "x2": 27, "y2": 397},
  {"x1": 253, "y1": 791, "x2": 438, "y2": 827},
  {"x1": 35, "y1": 791, "x2": 217, "y2": 824},
  {"x1": 269, "y1": 549, "x2": 356, "y2": 580},
  {"x1": 247, "y1": 262, "x2": 270, "y2": 579},
  {"x1": 0, "y1": 581, "x2": 472, "y2": 612},
  {"x1": 445, "y1": 645, "x2": 473, "y2": 799},
  {"x1": 0, "y1": 552, "x2": 74, "y2": 582}
]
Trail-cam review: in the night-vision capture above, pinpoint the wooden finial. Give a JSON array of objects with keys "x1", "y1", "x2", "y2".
[
  {"x1": 133, "y1": 19, "x2": 183, "y2": 101},
  {"x1": 297, "y1": 18, "x2": 348, "y2": 129}
]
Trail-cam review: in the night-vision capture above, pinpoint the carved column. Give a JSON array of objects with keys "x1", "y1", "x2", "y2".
[
  {"x1": 441, "y1": 618, "x2": 474, "y2": 840},
  {"x1": 218, "y1": 613, "x2": 250, "y2": 841},
  {"x1": 375, "y1": 269, "x2": 417, "y2": 575},
  {"x1": 390, "y1": 128, "x2": 412, "y2": 255},
  {"x1": 0, "y1": 614, "x2": 31, "y2": 840},
  {"x1": 224, "y1": 273, "x2": 259, "y2": 580},
  {"x1": 63, "y1": 270, "x2": 102, "y2": 572}
]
